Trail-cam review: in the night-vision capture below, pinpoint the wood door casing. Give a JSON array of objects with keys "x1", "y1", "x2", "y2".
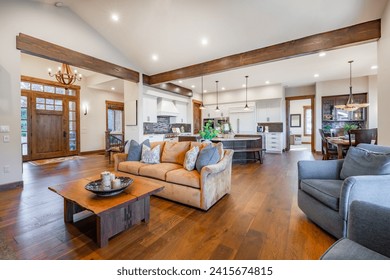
[{"x1": 192, "y1": 100, "x2": 202, "y2": 134}]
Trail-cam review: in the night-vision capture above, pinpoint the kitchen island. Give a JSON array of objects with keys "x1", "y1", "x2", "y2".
[{"x1": 211, "y1": 134, "x2": 265, "y2": 163}]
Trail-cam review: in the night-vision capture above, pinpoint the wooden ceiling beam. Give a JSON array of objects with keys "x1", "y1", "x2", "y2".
[
  {"x1": 143, "y1": 74, "x2": 192, "y2": 97},
  {"x1": 148, "y1": 19, "x2": 381, "y2": 85},
  {"x1": 16, "y1": 33, "x2": 140, "y2": 83}
]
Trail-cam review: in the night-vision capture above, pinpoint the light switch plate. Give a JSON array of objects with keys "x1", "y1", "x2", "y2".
[
  {"x1": 3, "y1": 135, "x2": 10, "y2": 143},
  {"x1": 0, "y1": 125, "x2": 10, "y2": 133}
]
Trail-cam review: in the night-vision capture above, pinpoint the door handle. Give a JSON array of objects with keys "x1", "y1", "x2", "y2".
[{"x1": 63, "y1": 131, "x2": 67, "y2": 138}]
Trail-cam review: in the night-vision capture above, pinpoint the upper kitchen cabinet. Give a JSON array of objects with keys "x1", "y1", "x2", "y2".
[
  {"x1": 175, "y1": 101, "x2": 188, "y2": 123},
  {"x1": 143, "y1": 95, "x2": 158, "y2": 123},
  {"x1": 202, "y1": 105, "x2": 228, "y2": 119},
  {"x1": 256, "y1": 99, "x2": 282, "y2": 122}
]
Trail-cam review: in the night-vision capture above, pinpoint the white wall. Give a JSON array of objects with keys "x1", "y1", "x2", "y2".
[
  {"x1": 203, "y1": 84, "x2": 284, "y2": 105},
  {"x1": 378, "y1": 1, "x2": 390, "y2": 145},
  {"x1": 0, "y1": 0, "x2": 136, "y2": 187},
  {"x1": 80, "y1": 83, "x2": 124, "y2": 152},
  {"x1": 285, "y1": 85, "x2": 315, "y2": 97},
  {"x1": 289, "y1": 99, "x2": 311, "y2": 143},
  {"x1": 315, "y1": 76, "x2": 378, "y2": 151}
]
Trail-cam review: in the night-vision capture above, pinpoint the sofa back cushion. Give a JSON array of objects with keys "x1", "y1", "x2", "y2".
[
  {"x1": 190, "y1": 141, "x2": 211, "y2": 151},
  {"x1": 340, "y1": 146, "x2": 390, "y2": 179},
  {"x1": 127, "y1": 139, "x2": 150, "y2": 161},
  {"x1": 151, "y1": 141, "x2": 165, "y2": 159},
  {"x1": 161, "y1": 141, "x2": 191, "y2": 165}
]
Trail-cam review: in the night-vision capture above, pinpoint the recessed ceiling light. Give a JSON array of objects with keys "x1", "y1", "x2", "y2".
[
  {"x1": 111, "y1": 13, "x2": 119, "y2": 22},
  {"x1": 203, "y1": 90, "x2": 208, "y2": 93},
  {"x1": 371, "y1": 65, "x2": 378, "y2": 70},
  {"x1": 111, "y1": 87, "x2": 115, "y2": 91},
  {"x1": 319, "y1": 52, "x2": 326, "y2": 57},
  {"x1": 151, "y1": 54, "x2": 159, "y2": 61},
  {"x1": 314, "y1": 74, "x2": 319, "y2": 78},
  {"x1": 191, "y1": 85, "x2": 195, "y2": 88},
  {"x1": 242, "y1": 84, "x2": 246, "y2": 88},
  {"x1": 178, "y1": 80, "x2": 182, "y2": 83},
  {"x1": 221, "y1": 87, "x2": 225, "y2": 90},
  {"x1": 201, "y1": 38, "x2": 208, "y2": 46},
  {"x1": 265, "y1": 80, "x2": 270, "y2": 84}
]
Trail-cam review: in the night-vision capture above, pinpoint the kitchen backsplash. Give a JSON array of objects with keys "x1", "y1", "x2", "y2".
[{"x1": 144, "y1": 116, "x2": 191, "y2": 134}]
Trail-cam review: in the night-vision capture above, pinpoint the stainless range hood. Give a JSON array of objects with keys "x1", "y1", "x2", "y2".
[{"x1": 157, "y1": 98, "x2": 179, "y2": 116}]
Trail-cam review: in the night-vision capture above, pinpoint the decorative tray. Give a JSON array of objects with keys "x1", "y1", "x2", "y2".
[{"x1": 85, "y1": 176, "x2": 133, "y2": 197}]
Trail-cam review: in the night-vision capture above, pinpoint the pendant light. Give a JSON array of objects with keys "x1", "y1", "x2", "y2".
[
  {"x1": 244, "y1": 75, "x2": 249, "y2": 111},
  {"x1": 215, "y1": 80, "x2": 220, "y2": 112},
  {"x1": 334, "y1": 60, "x2": 369, "y2": 112},
  {"x1": 199, "y1": 76, "x2": 205, "y2": 110}
]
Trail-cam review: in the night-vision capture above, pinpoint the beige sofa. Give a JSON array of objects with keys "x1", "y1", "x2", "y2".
[{"x1": 114, "y1": 141, "x2": 234, "y2": 211}]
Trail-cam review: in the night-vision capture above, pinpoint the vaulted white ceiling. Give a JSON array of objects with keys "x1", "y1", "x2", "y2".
[{"x1": 26, "y1": 0, "x2": 388, "y2": 93}]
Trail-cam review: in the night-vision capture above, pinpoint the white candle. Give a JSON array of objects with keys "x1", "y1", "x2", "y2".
[{"x1": 112, "y1": 178, "x2": 121, "y2": 189}]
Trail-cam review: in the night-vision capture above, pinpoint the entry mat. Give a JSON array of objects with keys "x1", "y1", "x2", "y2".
[{"x1": 28, "y1": 156, "x2": 86, "y2": 166}]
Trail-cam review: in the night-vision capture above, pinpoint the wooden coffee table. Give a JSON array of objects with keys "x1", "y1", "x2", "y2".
[{"x1": 49, "y1": 173, "x2": 163, "y2": 247}]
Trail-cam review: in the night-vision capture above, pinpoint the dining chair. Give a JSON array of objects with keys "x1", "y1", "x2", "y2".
[
  {"x1": 348, "y1": 128, "x2": 378, "y2": 146},
  {"x1": 331, "y1": 127, "x2": 345, "y2": 137},
  {"x1": 319, "y1": 129, "x2": 338, "y2": 160}
]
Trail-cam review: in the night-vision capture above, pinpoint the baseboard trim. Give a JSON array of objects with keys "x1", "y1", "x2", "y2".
[
  {"x1": 0, "y1": 180, "x2": 24, "y2": 191},
  {"x1": 80, "y1": 149, "x2": 105, "y2": 155}
]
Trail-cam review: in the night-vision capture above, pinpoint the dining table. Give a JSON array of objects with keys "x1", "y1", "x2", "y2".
[{"x1": 326, "y1": 137, "x2": 354, "y2": 159}]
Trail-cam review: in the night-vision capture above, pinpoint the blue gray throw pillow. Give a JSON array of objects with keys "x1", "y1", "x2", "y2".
[
  {"x1": 195, "y1": 145, "x2": 220, "y2": 173},
  {"x1": 126, "y1": 139, "x2": 150, "y2": 161},
  {"x1": 340, "y1": 147, "x2": 390, "y2": 179}
]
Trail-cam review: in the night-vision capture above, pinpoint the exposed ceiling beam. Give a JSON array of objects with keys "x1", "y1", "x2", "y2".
[
  {"x1": 148, "y1": 19, "x2": 381, "y2": 85},
  {"x1": 16, "y1": 33, "x2": 140, "y2": 83},
  {"x1": 143, "y1": 74, "x2": 192, "y2": 97}
]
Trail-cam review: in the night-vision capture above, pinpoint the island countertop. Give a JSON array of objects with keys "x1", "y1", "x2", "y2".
[{"x1": 211, "y1": 136, "x2": 261, "y2": 141}]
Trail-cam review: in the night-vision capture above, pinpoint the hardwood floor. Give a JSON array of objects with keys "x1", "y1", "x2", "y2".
[{"x1": 0, "y1": 149, "x2": 336, "y2": 260}]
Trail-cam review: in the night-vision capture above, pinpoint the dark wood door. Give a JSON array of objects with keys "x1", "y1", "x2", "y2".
[
  {"x1": 193, "y1": 100, "x2": 202, "y2": 134},
  {"x1": 31, "y1": 97, "x2": 66, "y2": 160}
]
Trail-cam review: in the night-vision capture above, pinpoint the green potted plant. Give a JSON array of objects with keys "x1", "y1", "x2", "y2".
[
  {"x1": 344, "y1": 123, "x2": 358, "y2": 134},
  {"x1": 199, "y1": 120, "x2": 219, "y2": 140}
]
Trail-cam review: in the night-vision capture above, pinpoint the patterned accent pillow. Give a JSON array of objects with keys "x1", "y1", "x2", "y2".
[
  {"x1": 183, "y1": 146, "x2": 199, "y2": 171},
  {"x1": 141, "y1": 144, "x2": 160, "y2": 164}
]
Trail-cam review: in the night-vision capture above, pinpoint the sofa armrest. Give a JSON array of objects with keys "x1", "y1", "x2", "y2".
[
  {"x1": 297, "y1": 159, "x2": 344, "y2": 187},
  {"x1": 347, "y1": 201, "x2": 390, "y2": 258},
  {"x1": 339, "y1": 175, "x2": 390, "y2": 220},
  {"x1": 199, "y1": 149, "x2": 234, "y2": 210},
  {"x1": 113, "y1": 153, "x2": 128, "y2": 171}
]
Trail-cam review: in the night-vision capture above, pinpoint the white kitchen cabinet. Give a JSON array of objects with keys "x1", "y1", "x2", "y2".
[
  {"x1": 143, "y1": 95, "x2": 157, "y2": 123},
  {"x1": 202, "y1": 105, "x2": 228, "y2": 119},
  {"x1": 175, "y1": 101, "x2": 188, "y2": 123},
  {"x1": 256, "y1": 99, "x2": 282, "y2": 122},
  {"x1": 229, "y1": 111, "x2": 256, "y2": 134},
  {"x1": 141, "y1": 134, "x2": 164, "y2": 142},
  {"x1": 265, "y1": 132, "x2": 283, "y2": 153}
]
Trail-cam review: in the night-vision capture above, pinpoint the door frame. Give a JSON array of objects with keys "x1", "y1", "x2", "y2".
[
  {"x1": 21, "y1": 76, "x2": 80, "y2": 161},
  {"x1": 192, "y1": 100, "x2": 202, "y2": 134},
  {"x1": 285, "y1": 95, "x2": 315, "y2": 152}
]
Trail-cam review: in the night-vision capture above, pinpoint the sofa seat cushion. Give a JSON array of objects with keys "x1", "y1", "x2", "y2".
[
  {"x1": 139, "y1": 163, "x2": 182, "y2": 181},
  {"x1": 166, "y1": 168, "x2": 201, "y2": 189},
  {"x1": 300, "y1": 179, "x2": 343, "y2": 211},
  {"x1": 321, "y1": 238, "x2": 389, "y2": 260},
  {"x1": 118, "y1": 161, "x2": 148, "y2": 175}
]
